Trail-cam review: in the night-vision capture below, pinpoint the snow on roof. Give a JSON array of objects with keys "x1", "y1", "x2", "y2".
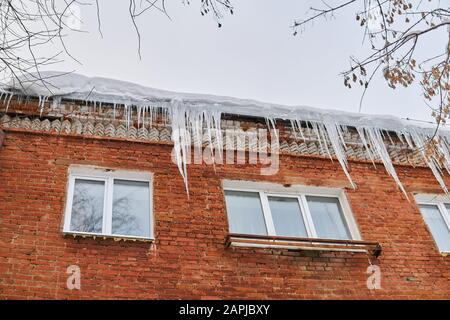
[
  {"x1": 4, "y1": 71, "x2": 450, "y2": 195},
  {"x1": 6, "y1": 71, "x2": 440, "y2": 133}
]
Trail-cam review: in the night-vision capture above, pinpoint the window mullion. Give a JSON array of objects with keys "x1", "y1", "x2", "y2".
[
  {"x1": 103, "y1": 177, "x2": 114, "y2": 235},
  {"x1": 437, "y1": 203, "x2": 450, "y2": 232},
  {"x1": 299, "y1": 195, "x2": 317, "y2": 238},
  {"x1": 259, "y1": 192, "x2": 276, "y2": 236}
]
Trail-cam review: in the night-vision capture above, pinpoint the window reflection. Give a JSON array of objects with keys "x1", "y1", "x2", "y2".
[
  {"x1": 70, "y1": 179, "x2": 105, "y2": 233},
  {"x1": 112, "y1": 180, "x2": 151, "y2": 238},
  {"x1": 420, "y1": 204, "x2": 450, "y2": 252}
]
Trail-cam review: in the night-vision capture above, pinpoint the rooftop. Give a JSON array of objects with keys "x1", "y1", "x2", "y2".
[{"x1": 5, "y1": 71, "x2": 444, "y2": 133}]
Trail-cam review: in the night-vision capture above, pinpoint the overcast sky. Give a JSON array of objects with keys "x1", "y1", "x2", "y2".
[{"x1": 41, "y1": 0, "x2": 447, "y2": 123}]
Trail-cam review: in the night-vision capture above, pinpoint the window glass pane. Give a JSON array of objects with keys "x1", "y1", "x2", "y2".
[
  {"x1": 419, "y1": 204, "x2": 450, "y2": 252},
  {"x1": 112, "y1": 180, "x2": 151, "y2": 238},
  {"x1": 268, "y1": 196, "x2": 307, "y2": 237},
  {"x1": 306, "y1": 196, "x2": 351, "y2": 240},
  {"x1": 224, "y1": 191, "x2": 267, "y2": 235},
  {"x1": 70, "y1": 179, "x2": 105, "y2": 233}
]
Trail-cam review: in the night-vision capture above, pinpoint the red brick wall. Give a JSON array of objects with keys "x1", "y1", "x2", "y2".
[{"x1": 0, "y1": 129, "x2": 449, "y2": 299}]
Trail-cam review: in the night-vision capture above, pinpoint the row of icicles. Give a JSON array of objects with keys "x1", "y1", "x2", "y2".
[{"x1": 1, "y1": 92, "x2": 450, "y2": 197}]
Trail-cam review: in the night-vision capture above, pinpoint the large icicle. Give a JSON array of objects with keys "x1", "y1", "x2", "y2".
[
  {"x1": 323, "y1": 118, "x2": 356, "y2": 189},
  {"x1": 169, "y1": 100, "x2": 223, "y2": 194},
  {"x1": 169, "y1": 100, "x2": 191, "y2": 194},
  {"x1": 364, "y1": 127, "x2": 408, "y2": 197},
  {"x1": 409, "y1": 129, "x2": 449, "y2": 194}
]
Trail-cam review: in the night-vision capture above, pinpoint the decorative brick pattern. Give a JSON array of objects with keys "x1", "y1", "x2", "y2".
[{"x1": 0, "y1": 113, "x2": 425, "y2": 168}]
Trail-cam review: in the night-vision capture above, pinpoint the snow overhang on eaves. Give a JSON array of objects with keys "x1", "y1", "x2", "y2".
[{"x1": 2, "y1": 71, "x2": 450, "y2": 196}]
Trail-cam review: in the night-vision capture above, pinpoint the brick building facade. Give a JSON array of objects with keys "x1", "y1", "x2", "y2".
[{"x1": 1, "y1": 93, "x2": 450, "y2": 300}]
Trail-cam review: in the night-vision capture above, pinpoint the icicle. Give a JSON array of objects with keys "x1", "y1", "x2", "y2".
[
  {"x1": 267, "y1": 117, "x2": 278, "y2": 142},
  {"x1": 320, "y1": 122, "x2": 334, "y2": 160},
  {"x1": 169, "y1": 100, "x2": 192, "y2": 195},
  {"x1": 297, "y1": 119, "x2": 306, "y2": 141},
  {"x1": 311, "y1": 122, "x2": 326, "y2": 155},
  {"x1": 438, "y1": 137, "x2": 450, "y2": 174},
  {"x1": 129, "y1": 106, "x2": 133, "y2": 129},
  {"x1": 142, "y1": 106, "x2": 146, "y2": 129},
  {"x1": 168, "y1": 101, "x2": 226, "y2": 194},
  {"x1": 356, "y1": 127, "x2": 377, "y2": 167},
  {"x1": 51, "y1": 97, "x2": 61, "y2": 109},
  {"x1": 5, "y1": 93, "x2": 13, "y2": 112},
  {"x1": 3, "y1": 92, "x2": 9, "y2": 104},
  {"x1": 386, "y1": 131, "x2": 395, "y2": 145},
  {"x1": 203, "y1": 110, "x2": 215, "y2": 162},
  {"x1": 212, "y1": 108, "x2": 223, "y2": 159},
  {"x1": 124, "y1": 104, "x2": 131, "y2": 129},
  {"x1": 289, "y1": 119, "x2": 297, "y2": 135},
  {"x1": 137, "y1": 105, "x2": 142, "y2": 128},
  {"x1": 336, "y1": 124, "x2": 348, "y2": 150},
  {"x1": 403, "y1": 131, "x2": 415, "y2": 150},
  {"x1": 395, "y1": 131, "x2": 405, "y2": 145},
  {"x1": 38, "y1": 95, "x2": 46, "y2": 115},
  {"x1": 410, "y1": 129, "x2": 449, "y2": 193},
  {"x1": 365, "y1": 127, "x2": 408, "y2": 197},
  {"x1": 323, "y1": 119, "x2": 355, "y2": 188}
]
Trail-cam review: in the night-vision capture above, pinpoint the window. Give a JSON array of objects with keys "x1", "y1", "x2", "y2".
[
  {"x1": 64, "y1": 167, "x2": 153, "y2": 240},
  {"x1": 223, "y1": 181, "x2": 360, "y2": 240},
  {"x1": 416, "y1": 194, "x2": 450, "y2": 253}
]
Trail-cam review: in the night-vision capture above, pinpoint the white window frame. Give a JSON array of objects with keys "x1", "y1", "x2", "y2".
[
  {"x1": 222, "y1": 180, "x2": 361, "y2": 240},
  {"x1": 63, "y1": 166, "x2": 154, "y2": 240},
  {"x1": 415, "y1": 194, "x2": 450, "y2": 253}
]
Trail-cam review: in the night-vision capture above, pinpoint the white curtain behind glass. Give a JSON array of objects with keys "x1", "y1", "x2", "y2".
[
  {"x1": 268, "y1": 196, "x2": 307, "y2": 237},
  {"x1": 225, "y1": 191, "x2": 267, "y2": 235},
  {"x1": 306, "y1": 196, "x2": 351, "y2": 240}
]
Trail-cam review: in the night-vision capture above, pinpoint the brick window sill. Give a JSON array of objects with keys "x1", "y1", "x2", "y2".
[
  {"x1": 225, "y1": 233, "x2": 382, "y2": 257},
  {"x1": 63, "y1": 231, "x2": 154, "y2": 243}
]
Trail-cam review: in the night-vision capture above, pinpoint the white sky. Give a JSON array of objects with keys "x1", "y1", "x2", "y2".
[{"x1": 40, "y1": 0, "x2": 448, "y2": 123}]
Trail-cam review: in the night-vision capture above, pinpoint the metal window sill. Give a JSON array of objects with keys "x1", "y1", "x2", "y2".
[
  {"x1": 225, "y1": 233, "x2": 382, "y2": 257},
  {"x1": 63, "y1": 231, "x2": 154, "y2": 243}
]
